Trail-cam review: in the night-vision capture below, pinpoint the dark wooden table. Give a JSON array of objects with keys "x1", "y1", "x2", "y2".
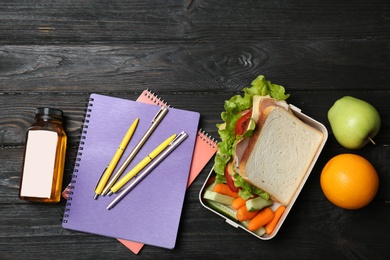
[{"x1": 1, "y1": 1, "x2": 389, "y2": 259}]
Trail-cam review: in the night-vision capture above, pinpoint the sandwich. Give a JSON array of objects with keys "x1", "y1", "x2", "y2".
[{"x1": 214, "y1": 75, "x2": 324, "y2": 206}]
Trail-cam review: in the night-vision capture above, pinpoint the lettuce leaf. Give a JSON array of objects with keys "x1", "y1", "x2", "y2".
[
  {"x1": 234, "y1": 175, "x2": 270, "y2": 201},
  {"x1": 213, "y1": 75, "x2": 290, "y2": 197}
]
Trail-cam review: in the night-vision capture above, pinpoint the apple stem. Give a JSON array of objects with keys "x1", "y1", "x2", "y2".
[{"x1": 368, "y1": 136, "x2": 376, "y2": 145}]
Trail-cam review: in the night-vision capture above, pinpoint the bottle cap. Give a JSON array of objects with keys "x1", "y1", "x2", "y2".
[{"x1": 36, "y1": 107, "x2": 64, "y2": 118}]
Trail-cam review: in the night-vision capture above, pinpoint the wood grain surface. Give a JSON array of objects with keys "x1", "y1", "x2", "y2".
[{"x1": 1, "y1": 1, "x2": 389, "y2": 259}]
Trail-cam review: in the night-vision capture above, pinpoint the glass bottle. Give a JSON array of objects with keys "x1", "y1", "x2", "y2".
[{"x1": 19, "y1": 107, "x2": 67, "y2": 203}]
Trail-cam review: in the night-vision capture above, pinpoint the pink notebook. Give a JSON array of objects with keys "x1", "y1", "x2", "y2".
[{"x1": 62, "y1": 90, "x2": 218, "y2": 253}]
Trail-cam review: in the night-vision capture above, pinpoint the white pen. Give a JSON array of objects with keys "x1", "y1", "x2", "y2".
[
  {"x1": 107, "y1": 131, "x2": 188, "y2": 210},
  {"x1": 101, "y1": 107, "x2": 168, "y2": 196}
]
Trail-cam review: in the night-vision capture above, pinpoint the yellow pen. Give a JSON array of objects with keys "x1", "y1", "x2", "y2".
[
  {"x1": 101, "y1": 107, "x2": 168, "y2": 196},
  {"x1": 93, "y1": 118, "x2": 139, "y2": 200},
  {"x1": 107, "y1": 133, "x2": 177, "y2": 195}
]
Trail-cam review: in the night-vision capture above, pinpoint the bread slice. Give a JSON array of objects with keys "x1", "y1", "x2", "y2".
[{"x1": 238, "y1": 106, "x2": 323, "y2": 205}]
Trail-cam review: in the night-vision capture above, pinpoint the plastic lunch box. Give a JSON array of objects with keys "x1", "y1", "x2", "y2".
[{"x1": 199, "y1": 104, "x2": 328, "y2": 240}]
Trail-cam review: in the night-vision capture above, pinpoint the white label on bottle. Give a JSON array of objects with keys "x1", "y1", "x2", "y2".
[{"x1": 20, "y1": 130, "x2": 57, "y2": 198}]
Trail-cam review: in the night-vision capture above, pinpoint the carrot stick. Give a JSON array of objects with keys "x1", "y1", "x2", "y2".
[
  {"x1": 236, "y1": 205, "x2": 259, "y2": 221},
  {"x1": 213, "y1": 183, "x2": 239, "y2": 198},
  {"x1": 247, "y1": 207, "x2": 274, "y2": 231},
  {"x1": 265, "y1": 206, "x2": 286, "y2": 235},
  {"x1": 232, "y1": 196, "x2": 246, "y2": 210}
]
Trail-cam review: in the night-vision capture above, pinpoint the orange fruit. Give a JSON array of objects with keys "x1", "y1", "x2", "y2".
[{"x1": 320, "y1": 154, "x2": 379, "y2": 210}]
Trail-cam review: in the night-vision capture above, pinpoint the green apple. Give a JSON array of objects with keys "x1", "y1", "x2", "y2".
[{"x1": 328, "y1": 96, "x2": 381, "y2": 149}]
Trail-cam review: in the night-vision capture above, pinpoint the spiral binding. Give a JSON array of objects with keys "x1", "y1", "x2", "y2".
[
  {"x1": 62, "y1": 97, "x2": 94, "y2": 224},
  {"x1": 198, "y1": 128, "x2": 218, "y2": 149},
  {"x1": 144, "y1": 88, "x2": 171, "y2": 108}
]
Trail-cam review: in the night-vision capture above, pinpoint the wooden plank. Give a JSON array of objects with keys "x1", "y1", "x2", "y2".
[
  {"x1": 1, "y1": 91, "x2": 389, "y2": 145},
  {"x1": 1, "y1": 200, "x2": 389, "y2": 259},
  {"x1": 0, "y1": 1, "x2": 389, "y2": 44},
  {"x1": 1, "y1": 41, "x2": 389, "y2": 92}
]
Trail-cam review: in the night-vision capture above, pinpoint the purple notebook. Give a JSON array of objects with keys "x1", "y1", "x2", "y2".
[{"x1": 62, "y1": 94, "x2": 199, "y2": 249}]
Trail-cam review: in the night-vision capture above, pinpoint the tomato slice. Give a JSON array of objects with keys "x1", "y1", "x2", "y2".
[
  {"x1": 235, "y1": 109, "x2": 252, "y2": 137},
  {"x1": 225, "y1": 163, "x2": 239, "y2": 192}
]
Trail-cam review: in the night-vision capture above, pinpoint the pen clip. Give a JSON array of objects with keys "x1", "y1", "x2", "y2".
[
  {"x1": 170, "y1": 131, "x2": 188, "y2": 146},
  {"x1": 152, "y1": 107, "x2": 168, "y2": 123}
]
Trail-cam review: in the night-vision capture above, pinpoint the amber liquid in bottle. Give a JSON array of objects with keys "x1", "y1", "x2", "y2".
[{"x1": 19, "y1": 108, "x2": 67, "y2": 203}]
